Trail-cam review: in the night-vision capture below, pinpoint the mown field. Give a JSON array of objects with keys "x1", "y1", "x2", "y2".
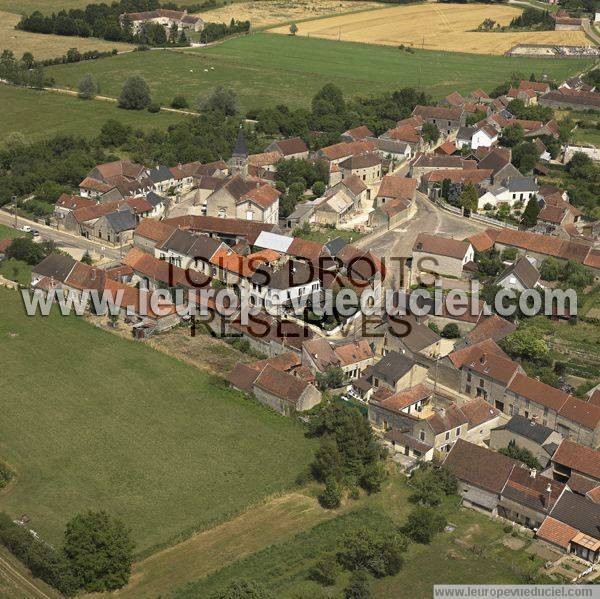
[
  {"x1": 196, "y1": 0, "x2": 381, "y2": 29},
  {"x1": 0, "y1": 85, "x2": 187, "y2": 142},
  {"x1": 0, "y1": 287, "x2": 315, "y2": 554},
  {"x1": 271, "y1": 3, "x2": 591, "y2": 55},
  {"x1": 0, "y1": 10, "x2": 131, "y2": 59},
  {"x1": 172, "y1": 473, "x2": 552, "y2": 598},
  {"x1": 44, "y1": 33, "x2": 594, "y2": 112}
]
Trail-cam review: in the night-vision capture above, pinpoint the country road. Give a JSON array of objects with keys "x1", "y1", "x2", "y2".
[{"x1": 0, "y1": 211, "x2": 123, "y2": 260}]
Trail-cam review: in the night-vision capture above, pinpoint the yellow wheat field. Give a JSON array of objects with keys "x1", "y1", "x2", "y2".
[
  {"x1": 0, "y1": 11, "x2": 132, "y2": 60},
  {"x1": 271, "y1": 3, "x2": 592, "y2": 55},
  {"x1": 196, "y1": 0, "x2": 382, "y2": 29}
]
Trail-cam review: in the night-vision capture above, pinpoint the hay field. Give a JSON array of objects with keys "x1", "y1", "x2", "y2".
[
  {"x1": 197, "y1": 0, "x2": 381, "y2": 29},
  {"x1": 271, "y1": 3, "x2": 592, "y2": 55},
  {"x1": 0, "y1": 10, "x2": 131, "y2": 58}
]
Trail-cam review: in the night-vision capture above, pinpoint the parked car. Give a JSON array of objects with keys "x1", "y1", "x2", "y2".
[
  {"x1": 20, "y1": 225, "x2": 32, "y2": 233},
  {"x1": 31, "y1": 229, "x2": 40, "y2": 237}
]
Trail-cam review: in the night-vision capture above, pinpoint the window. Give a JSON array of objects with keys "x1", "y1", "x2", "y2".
[
  {"x1": 466, "y1": 384, "x2": 471, "y2": 394},
  {"x1": 456, "y1": 427, "x2": 461, "y2": 436},
  {"x1": 419, "y1": 430, "x2": 425, "y2": 441},
  {"x1": 509, "y1": 404, "x2": 514, "y2": 416},
  {"x1": 467, "y1": 372, "x2": 472, "y2": 382},
  {"x1": 445, "y1": 431, "x2": 450, "y2": 440},
  {"x1": 479, "y1": 378, "x2": 484, "y2": 387}
]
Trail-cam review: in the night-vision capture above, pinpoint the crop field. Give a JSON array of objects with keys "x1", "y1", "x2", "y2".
[
  {"x1": 0, "y1": 288, "x2": 314, "y2": 554},
  {"x1": 271, "y1": 3, "x2": 592, "y2": 55},
  {"x1": 0, "y1": 10, "x2": 131, "y2": 59},
  {"x1": 0, "y1": 85, "x2": 187, "y2": 142},
  {"x1": 197, "y1": 0, "x2": 381, "y2": 29},
  {"x1": 44, "y1": 34, "x2": 594, "y2": 112}
]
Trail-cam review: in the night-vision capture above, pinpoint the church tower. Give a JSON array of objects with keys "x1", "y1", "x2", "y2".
[{"x1": 228, "y1": 126, "x2": 248, "y2": 177}]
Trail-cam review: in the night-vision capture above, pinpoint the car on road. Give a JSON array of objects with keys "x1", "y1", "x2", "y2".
[
  {"x1": 31, "y1": 229, "x2": 40, "y2": 237},
  {"x1": 20, "y1": 225, "x2": 32, "y2": 233}
]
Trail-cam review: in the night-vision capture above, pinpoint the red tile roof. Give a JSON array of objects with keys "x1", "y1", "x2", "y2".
[
  {"x1": 413, "y1": 232, "x2": 471, "y2": 260},
  {"x1": 558, "y1": 398, "x2": 600, "y2": 431},
  {"x1": 253, "y1": 364, "x2": 311, "y2": 405},
  {"x1": 448, "y1": 339, "x2": 520, "y2": 385},
  {"x1": 134, "y1": 219, "x2": 177, "y2": 244},
  {"x1": 553, "y1": 439, "x2": 600, "y2": 481},
  {"x1": 537, "y1": 517, "x2": 578, "y2": 549},
  {"x1": 507, "y1": 374, "x2": 570, "y2": 413},
  {"x1": 55, "y1": 193, "x2": 96, "y2": 211},
  {"x1": 376, "y1": 176, "x2": 417, "y2": 200},
  {"x1": 371, "y1": 383, "x2": 431, "y2": 414},
  {"x1": 465, "y1": 315, "x2": 516, "y2": 345}
]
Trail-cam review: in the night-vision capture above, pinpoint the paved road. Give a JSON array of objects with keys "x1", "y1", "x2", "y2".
[
  {"x1": 362, "y1": 193, "x2": 488, "y2": 262},
  {"x1": 0, "y1": 211, "x2": 122, "y2": 260}
]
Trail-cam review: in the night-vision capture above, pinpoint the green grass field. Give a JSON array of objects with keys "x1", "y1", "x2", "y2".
[
  {"x1": 0, "y1": 288, "x2": 314, "y2": 554},
  {"x1": 174, "y1": 473, "x2": 551, "y2": 598},
  {"x1": 0, "y1": 259, "x2": 31, "y2": 285},
  {"x1": 44, "y1": 33, "x2": 595, "y2": 112},
  {"x1": 0, "y1": 85, "x2": 187, "y2": 142},
  {"x1": 0, "y1": 224, "x2": 23, "y2": 240}
]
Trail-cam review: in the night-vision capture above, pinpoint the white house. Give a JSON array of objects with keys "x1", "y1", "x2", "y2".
[
  {"x1": 471, "y1": 125, "x2": 499, "y2": 150},
  {"x1": 248, "y1": 260, "x2": 321, "y2": 315},
  {"x1": 478, "y1": 176, "x2": 539, "y2": 210}
]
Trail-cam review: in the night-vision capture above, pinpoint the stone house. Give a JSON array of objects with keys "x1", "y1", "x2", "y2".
[
  {"x1": 495, "y1": 257, "x2": 542, "y2": 292},
  {"x1": 411, "y1": 233, "x2": 474, "y2": 279},
  {"x1": 338, "y1": 153, "x2": 382, "y2": 185},
  {"x1": 265, "y1": 137, "x2": 309, "y2": 160},
  {"x1": 412, "y1": 105, "x2": 465, "y2": 136},
  {"x1": 490, "y1": 415, "x2": 563, "y2": 468},
  {"x1": 252, "y1": 365, "x2": 322, "y2": 415},
  {"x1": 133, "y1": 219, "x2": 177, "y2": 253},
  {"x1": 372, "y1": 351, "x2": 428, "y2": 393},
  {"x1": 444, "y1": 438, "x2": 518, "y2": 515},
  {"x1": 302, "y1": 337, "x2": 374, "y2": 382}
]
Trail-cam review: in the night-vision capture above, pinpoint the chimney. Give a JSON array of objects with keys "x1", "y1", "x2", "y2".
[
  {"x1": 480, "y1": 353, "x2": 487, "y2": 364},
  {"x1": 530, "y1": 469, "x2": 537, "y2": 479}
]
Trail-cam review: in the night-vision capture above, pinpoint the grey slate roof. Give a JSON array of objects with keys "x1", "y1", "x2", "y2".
[
  {"x1": 251, "y1": 260, "x2": 315, "y2": 290},
  {"x1": 372, "y1": 351, "x2": 417, "y2": 386},
  {"x1": 325, "y1": 236, "x2": 348, "y2": 257},
  {"x1": 148, "y1": 165, "x2": 173, "y2": 184},
  {"x1": 232, "y1": 127, "x2": 248, "y2": 157},
  {"x1": 145, "y1": 191, "x2": 166, "y2": 208},
  {"x1": 104, "y1": 209, "x2": 137, "y2": 233},
  {"x1": 496, "y1": 257, "x2": 540, "y2": 290},
  {"x1": 33, "y1": 254, "x2": 76, "y2": 282},
  {"x1": 550, "y1": 492, "x2": 600, "y2": 539},
  {"x1": 500, "y1": 415, "x2": 554, "y2": 445},
  {"x1": 503, "y1": 176, "x2": 539, "y2": 193}
]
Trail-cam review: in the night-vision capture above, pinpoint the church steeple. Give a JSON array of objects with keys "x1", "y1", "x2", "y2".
[{"x1": 228, "y1": 126, "x2": 248, "y2": 177}]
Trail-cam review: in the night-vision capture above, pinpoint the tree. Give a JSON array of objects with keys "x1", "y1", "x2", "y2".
[
  {"x1": 512, "y1": 141, "x2": 541, "y2": 174},
  {"x1": 99, "y1": 119, "x2": 132, "y2": 147},
  {"x1": 77, "y1": 73, "x2": 98, "y2": 100},
  {"x1": 209, "y1": 579, "x2": 275, "y2": 599},
  {"x1": 337, "y1": 528, "x2": 407, "y2": 578},
  {"x1": 118, "y1": 75, "x2": 151, "y2": 110},
  {"x1": 421, "y1": 122, "x2": 440, "y2": 144},
  {"x1": 410, "y1": 463, "x2": 457, "y2": 507},
  {"x1": 403, "y1": 506, "x2": 447, "y2": 544},
  {"x1": 458, "y1": 183, "x2": 478, "y2": 213},
  {"x1": 170, "y1": 95, "x2": 188, "y2": 109},
  {"x1": 309, "y1": 554, "x2": 339, "y2": 586},
  {"x1": 311, "y1": 180, "x2": 326, "y2": 196},
  {"x1": 6, "y1": 237, "x2": 52, "y2": 265},
  {"x1": 312, "y1": 436, "x2": 345, "y2": 482},
  {"x1": 359, "y1": 461, "x2": 386, "y2": 494},
  {"x1": 539, "y1": 257, "x2": 560, "y2": 281},
  {"x1": 498, "y1": 440, "x2": 541, "y2": 469},
  {"x1": 344, "y1": 570, "x2": 371, "y2": 599},
  {"x1": 441, "y1": 323, "x2": 460, "y2": 339},
  {"x1": 62, "y1": 511, "x2": 134, "y2": 592},
  {"x1": 289, "y1": 22, "x2": 298, "y2": 35},
  {"x1": 21, "y1": 51, "x2": 35, "y2": 68},
  {"x1": 521, "y1": 196, "x2": 540, "y2": 227},
  {"x1": 500, "y1": 123, "x2": 524, "y2": 147},
  {"x1": 501, "y1": 328, "x2": 549, "y2": 363},
  {"x1": 315, "y1": 365, "x2": 345, "y2": 390},
  {"x1": 199, "y1": 86, "x2": 237, "y2": 115},
  {"x1": 318, "y1": 478, "x2": 342, "y2": 509},
  {"x1": 81, "y1": 251, "x2": 93, "y2": 265}
]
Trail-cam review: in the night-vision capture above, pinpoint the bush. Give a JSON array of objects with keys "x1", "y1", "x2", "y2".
[
  {"x1": 344, "y1": 569, "x2": 371, "y2": 598},
  {"x1": 337, "y1": 528, "x2": 407, "y2": 578},
  {"x1": 0, "y1": 463, "x2": 14, "y2": 489},
  {"x1": 441, "y1": 323, "x2": 460, "y2": 339},
  {"x1": 308, "y1": 554, "x2": 339, "y2": 586},
  {"x1": 170, "y1": 95, "x2": 189, "y2": 109},
  {"x1": 359, "y1": 461, "x2": 386, "y2": 494},
  {"x1": 318, "y1": 479, "x2": 342, "y2": 509},
  {"x1": 77, "y1": 73, "x2": 98, "y2": 99},
  {"x1": 403, "y1": 506, "x2": 447, "y2": 544},
  {"x1": 147, "y1": 103, "x2": 161, "y2": 113}
]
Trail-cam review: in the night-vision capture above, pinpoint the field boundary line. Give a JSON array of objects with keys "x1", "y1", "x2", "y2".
[{"x1": 0, "y1": 553, "x2": 53, "y2": 599}]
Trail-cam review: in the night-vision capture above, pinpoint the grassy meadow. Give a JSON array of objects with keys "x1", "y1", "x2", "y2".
[
  {"x1": 173, "y1": 473, "x2": 553, "y2": 598},
  {"x1": 0, "y1": 287, "x2": 315, "y2": 554},
  {"x1": 44, "y1": 34, "x2": 595, "y2": 112},
  {"x1": 0, "y1": 85, "x2": 187, "y2": 142}
]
